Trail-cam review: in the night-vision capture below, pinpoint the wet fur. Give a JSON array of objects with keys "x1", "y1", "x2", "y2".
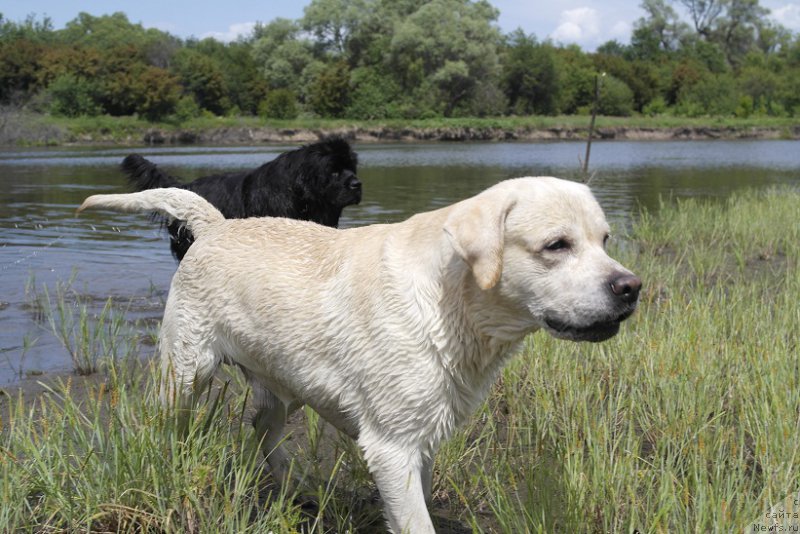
[
  {"x1": 78, "y1": 178, "x2": 640, "y2": 533},
  {"x1": 121, "y1": 137, "x2": 361, "y2": 260}
]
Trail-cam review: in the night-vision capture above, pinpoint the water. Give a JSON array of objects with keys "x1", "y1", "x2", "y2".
[{"x1": 1, "y1": 139, "x2": 798, "y2": 385}]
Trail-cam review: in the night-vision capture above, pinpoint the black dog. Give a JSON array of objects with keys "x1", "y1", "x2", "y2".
[{"x1": 122, "y1": 137, "x2": 361, "y2": 260}]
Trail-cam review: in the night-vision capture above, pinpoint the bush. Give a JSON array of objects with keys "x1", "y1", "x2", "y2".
[
  {"x1": 173, "y1": 96, "x2": 201, "y2": 123},
  {"x1": 259, "y1": 89, "x2": 298, "y2": 120},
  {"x1": 47, "y1": 74, "x2": 101, "y2": 117},
  {"x1": 346, "y1": 68, "x2": 401, "y2": 120},
  {"x1": 137, "y1": 66, "x2": 181, "y2": 121},
  {"x1": 307, "y1": 61, "x2": 350, "y2": 118},
  {"x1": 598, "y1": 75, "x2": 634, "y2": 116},
  {"x1": 675, "y1": 73, "x2": 737, "y2": 117},
  {"x1": 643, "y1": 95, "x2": 668, "y2": 116}
]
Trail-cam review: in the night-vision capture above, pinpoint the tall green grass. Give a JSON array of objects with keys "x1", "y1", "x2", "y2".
[{"x1": 2, "y1": 186, "x2": 798, "y2": 532}]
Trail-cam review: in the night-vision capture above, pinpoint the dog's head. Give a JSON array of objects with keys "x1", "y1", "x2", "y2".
[
  {"x1": 444, "y1": 177, "x2": 640, "y2": 343},
  {"x1": 297, "y1": 137, "x2": 362, "y2": 213}
]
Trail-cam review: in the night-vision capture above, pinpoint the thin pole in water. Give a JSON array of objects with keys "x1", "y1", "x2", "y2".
[{"x1": 582, "y1": 72, "x2": 604, "y2": 177}]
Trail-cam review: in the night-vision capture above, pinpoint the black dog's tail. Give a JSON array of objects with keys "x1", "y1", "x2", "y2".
[{"x1": 121, "y1": 154, "x2": 183, "y2": 191}]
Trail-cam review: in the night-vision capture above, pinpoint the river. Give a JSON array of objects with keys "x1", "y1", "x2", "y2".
[{"x1": 1, "y1": 139, "x2": 798, "y2": 384}]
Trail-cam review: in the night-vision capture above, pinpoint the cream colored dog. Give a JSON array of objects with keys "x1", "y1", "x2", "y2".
[{"x1": 79, "y1": 177, "x2": 640, "y2": 533}]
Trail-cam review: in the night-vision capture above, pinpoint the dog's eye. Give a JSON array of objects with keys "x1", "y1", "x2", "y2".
[
  {"x1": 603, "y1": 234, "x2": 610, "y2": 248},
  {"x1": 544, "y1": 239, "x2": 570, "y2": 252}
]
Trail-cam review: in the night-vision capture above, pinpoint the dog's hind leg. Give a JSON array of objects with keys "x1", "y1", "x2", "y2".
[
  {"x1": 247, "y1": 376, "x2": 295, "y2": 483},
  {"x1": 360, "y1": 435, "x2": 435, "y2": 533},
  {"x1": 421, "y1": 453, "x2": 434, "y2": 506},
  {"x1": 157, "y1": 309, "x2": 219, "y2": 433}
]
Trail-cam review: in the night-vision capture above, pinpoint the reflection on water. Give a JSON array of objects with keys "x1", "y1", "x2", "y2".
[{"x1": 1, "y1": 140, "x2": 798, "y2": 384}]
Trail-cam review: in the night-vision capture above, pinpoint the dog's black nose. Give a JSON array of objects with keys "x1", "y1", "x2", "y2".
[
  {"x1": 609, "y1": 273, "x2": 641, "y2": 304},
  {"x1": 348, "y1": 177, "x2": 362, "y2": 190}
]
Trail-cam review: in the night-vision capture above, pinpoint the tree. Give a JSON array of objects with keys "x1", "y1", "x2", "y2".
[
  {"x1": 345, "y1": 66, "x2": 402, "y2": 119},
  {"x1": 308, "y1": 60, "x2": 351, "y2": 117},
  {"x1": 388, "y1": 0, "x2": 502, "y2": 116},
  {"x1": 251, "y1": 18, "x2": 315, "y2": 94},
  {"x1": 0, "y1": 13, "x2": 54, "y2": 43},
  {"x1": 95, "y1": 45, "x2": 149, "y2": 115},
  {"x1": 676, "y1": 0, "x2": 725, "y2": 39},
  {"x1": 554, "y1": 45, "x2": 597, "y2": 114},
  {"x1": 259, "y1": 88, "x2": 298, "y2": 119},
  {"x1": 502, "y1": 30, "x2": 559, "y2": 115},
  {"x1": 36, "y1": 44, "x2": 101, "y2": 88},
  {"x1": 173, "y1": 49, "x2": 230, "y2": 115},
  {"x1": 302, "y1": 0, "x2": 368, "y2": 56},
  {"x1": 711, "y1": 0, "x2": 768, "y2": 67},
  {"x1": 630, "y1": 0, "x2": 690, "y2": 59},
  {"x1": 598, "y1": 75, "x2": 635, "y2": 116},
  {"x1": 672, "y1": 0, "x2": 784, "y2": 68},
  {"x1": 47, "y1": 74, "x2": 101, "y2": 116},
  {"x1": 0, "y1": 38, "x2": 45, "y2": 103},
  {"x1": 136, "y1": 66, "x2": 181, "y2": 120},
  {"x1": 593, "y1": 47, "x2": 665, "y2": 113}
]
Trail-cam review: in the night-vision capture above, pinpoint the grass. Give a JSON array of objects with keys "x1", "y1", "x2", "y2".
[{"x1": 1, "y1": 186, "x2": 798, "y2": 532}]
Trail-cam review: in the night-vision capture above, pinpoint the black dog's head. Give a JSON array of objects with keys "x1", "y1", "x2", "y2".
[
  {"x1": 306, "y1": 136, "x2": 362, "y2": 209},
  {"x1": 262, "y1": 136, "x2": 361, "y2": 228}
]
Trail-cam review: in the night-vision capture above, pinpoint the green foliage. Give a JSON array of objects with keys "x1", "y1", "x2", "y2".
[
  {"x1": 251, "y1": 18, "x2": 314, "y2": 94},
  {"x1": 136, "y1": 66, "x2": 181, "y2": 121},
  {"x1": 308, "y1": 60, "x2": 351, "y2": 117},
  {"x1": 598, "y1": 75, "x2": 634, "y2": 116},
  {"x1": 173, "y1": 96, "x2": 201, "y2": 123},
  {"x1": 259, "y1": 89, "x2": 298, "y2": 119},
  {"x1": 643, "y1": 95, "x2": 668, "y2": 116},
  {"x1": 675, "y1": 72, "x2": 738, "y2": 117},
  {"x1": 194, "y1": 40, "x2": 268, "y2": 116},
  {"x1": 0, "y1": 38, "x2": 45, "y2": 102},
  {"x1": 554, "y1": 46, "x2": 597, "y2": 114},
  {"x1": 503, "y1": 31, "x2": 559, "y2": 115},
  {"x1": 345, "y1": 67, "x2": 401, "y2": 120},
  {"x1": 47, "y1": 74, "x2": 101, "y2": 117},
  {"x1": 388, "y1": 0, "x2": 501, "y2": 116},
  {"x1": 172, "y1": 49, "x2": 230, "y2": 116},
  {"x1": 0, "y1": 3, "x2": 798, "y2": 120}
]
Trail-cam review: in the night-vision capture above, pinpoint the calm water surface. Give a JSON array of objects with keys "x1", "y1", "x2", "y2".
[{"x1": 1, "y1": 140, "x2": 798, "y2": 384}]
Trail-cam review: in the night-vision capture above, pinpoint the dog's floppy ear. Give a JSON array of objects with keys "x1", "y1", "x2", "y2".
[{"x1": 444, "y1": 191, "x2": 517, "y2": 290}]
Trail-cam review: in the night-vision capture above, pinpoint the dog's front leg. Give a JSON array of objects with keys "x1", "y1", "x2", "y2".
[{"x1": 361, "y1": 436, "x2": 435, "y2": 533}]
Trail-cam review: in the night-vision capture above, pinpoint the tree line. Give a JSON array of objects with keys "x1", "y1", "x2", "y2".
[{"x1": 1, "y1": 0, "x2": 798, "y2": 122}]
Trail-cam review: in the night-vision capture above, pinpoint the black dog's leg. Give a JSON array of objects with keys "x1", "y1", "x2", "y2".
[{"x1": 167, "y1": 220, "x2": 195, "y2": 261}]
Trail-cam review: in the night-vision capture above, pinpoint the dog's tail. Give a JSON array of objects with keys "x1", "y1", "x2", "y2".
[
  {"x1": 78, "y1": 188, "x2": 225, "y2": 239},
  {"x1": 121, "y1": 154, "x2": 183, "y2": 191}
]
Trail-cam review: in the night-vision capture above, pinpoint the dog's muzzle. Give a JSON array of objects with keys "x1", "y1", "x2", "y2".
[
  {"x1": 344, "y1": 172, "x2": 362, "y2": 203},
  {"x1": 545, "y1": 307, "x2": 635, "y2": 342},
  {"x1": 545, "y1": 272, "x2": 641, "y2": 342}
]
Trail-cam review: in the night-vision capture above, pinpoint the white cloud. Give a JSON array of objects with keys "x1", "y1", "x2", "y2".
[
  {"x1": 201, "y1": 22, "x2": 256, "y2": 42},
  {"x1": 772, "y1": 4, "x2": 800, "y2": 31},
  {"x1": 609, "y1": 20, "x2": 631, "y2": 41},
  {"x1": 551, "y1": 7, "x2": 600, "y2": 44}
]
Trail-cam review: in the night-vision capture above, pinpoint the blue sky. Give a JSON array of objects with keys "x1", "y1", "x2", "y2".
[{"x1": 2, "y1": 0, "x2": 798, "y2": 50}]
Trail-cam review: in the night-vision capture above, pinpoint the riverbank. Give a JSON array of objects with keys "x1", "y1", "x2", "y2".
[
  {"x1": 2, "y1": 111, "x2": 799, "y2": 146},
  {"x1": 127, "y1": 123, "x2": 800, "y2": 145}
]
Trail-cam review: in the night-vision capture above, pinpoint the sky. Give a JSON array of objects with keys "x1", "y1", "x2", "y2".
[{"x1": 2, "y1": 0, "x2": 799, "y2": 51}]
